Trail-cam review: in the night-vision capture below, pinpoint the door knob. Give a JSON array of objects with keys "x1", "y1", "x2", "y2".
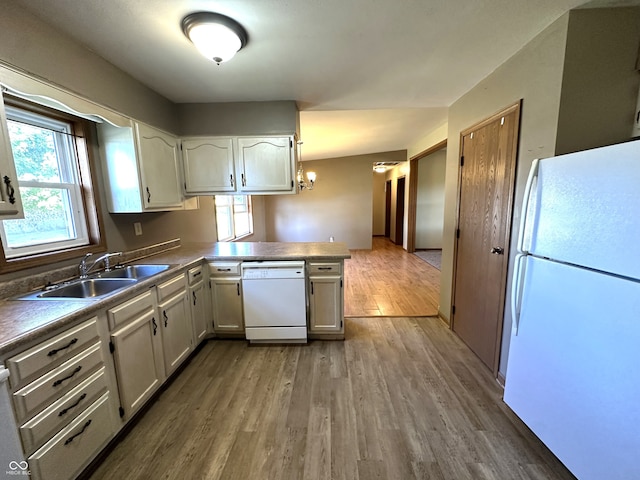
[{"x1": 490, "y1": 247, "x2": 504, "y2": 255}]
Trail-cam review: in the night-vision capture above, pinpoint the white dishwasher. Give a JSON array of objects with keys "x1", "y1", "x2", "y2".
[{"x1": 241, "y1": 261, "x2": 307, "y2": 343}]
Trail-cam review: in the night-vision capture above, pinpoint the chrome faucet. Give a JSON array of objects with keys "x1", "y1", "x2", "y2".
[{"x1": 78, "y1": 252, "x2": 123, "y2": 278}]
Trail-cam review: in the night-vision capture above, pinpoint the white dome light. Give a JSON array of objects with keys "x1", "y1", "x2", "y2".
[{"x1": 182, "y1": 12, "x2": 248, "y2": 64}]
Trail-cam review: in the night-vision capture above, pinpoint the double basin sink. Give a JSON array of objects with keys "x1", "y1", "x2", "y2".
[{"x1": 18, "y1": 264, "x2": 172, "y2": 301}]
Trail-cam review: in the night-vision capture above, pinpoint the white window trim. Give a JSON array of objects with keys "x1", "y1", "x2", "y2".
[{"x1": 0, "y1": 106, "x2": 90, "y2": 258}]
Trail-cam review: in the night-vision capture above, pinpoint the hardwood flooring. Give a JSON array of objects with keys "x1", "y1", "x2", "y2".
[
  {"x1": 88, "y1": 317, "x2": 574, "y2": 480},
  {"x1": 344, "y1": 237, "x2": 440, "y2": 317}
]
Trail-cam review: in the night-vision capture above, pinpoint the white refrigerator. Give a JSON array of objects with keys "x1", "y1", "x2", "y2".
[{"x1": 504, "y1": 140, "x2": 640, "y2": 480}]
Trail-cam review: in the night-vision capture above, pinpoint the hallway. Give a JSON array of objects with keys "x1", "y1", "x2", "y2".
[{"x1": 344, "y1": 237, "x2": 440, "y2": 317}]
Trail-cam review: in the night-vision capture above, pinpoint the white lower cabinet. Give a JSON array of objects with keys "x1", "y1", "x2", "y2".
[
  {"x1": 158, "y1": 290, "x2": 192, "y2": 376},
  {"x1": 6, "y1": 316, "x2": 119, "y2": 480},
  {"x1": 110, "y1": 307, "x2": 163, "y2": 420},
  {"x1": 308, "y1": 262, "x2": 345, "y2": 337},
  {"x1": 188, "y1": 265, "x2": 209, "y2": 346},
  {"x1": 209, "y1": 262, "x2": 244, "y2": 334},
  {"x1": 28, "y1": 393, "x2": 114, "y2": 480}
]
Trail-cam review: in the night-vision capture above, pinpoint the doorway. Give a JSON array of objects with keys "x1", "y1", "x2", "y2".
[
  {"x1": 395, "y1": 177, "x2": 406, "y2": 245},
  {"x1": 451, "y1": 101, "x2": 521, "y2": 374}
]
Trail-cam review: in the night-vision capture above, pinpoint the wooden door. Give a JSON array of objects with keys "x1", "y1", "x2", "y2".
[
  {"x1": 452, "y1": 102, "x2": 520, "y2": 373},
  {"x1": 384, "y1": 180, "x2": 392, "y2": 237},
  {"x1": 395, "y1": 177, "x2": 406, "y2": 245}
]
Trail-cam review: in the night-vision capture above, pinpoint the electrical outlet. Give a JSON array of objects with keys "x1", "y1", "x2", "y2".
[{"x1": 134, "y1": 222, "x2": 142, "y2": 236}]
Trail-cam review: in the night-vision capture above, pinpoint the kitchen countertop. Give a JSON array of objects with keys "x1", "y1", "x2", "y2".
[{"x1": 0, "y1": 241, "x2": 350, "y2": 358}]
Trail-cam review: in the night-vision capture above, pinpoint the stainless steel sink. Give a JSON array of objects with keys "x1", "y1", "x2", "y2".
[
  {"x1": 95, "y1": 264, "x2": 171, "y2": 280},
  {"x1": 14, "y1": 263, "x2": 173, "y2": 301},
  {"x1": 27, "y1": 278, "x2": 137, "y2": 300}
]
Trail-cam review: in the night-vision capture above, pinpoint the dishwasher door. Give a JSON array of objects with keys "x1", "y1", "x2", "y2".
[{"x1": 241, "y1": 261, "x2": 307, "y2": 343}]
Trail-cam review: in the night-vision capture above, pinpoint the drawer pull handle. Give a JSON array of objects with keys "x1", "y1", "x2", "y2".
[
  {"x1": 163, "y1": 310, "x2": 168, "y2": 327},
  {"x1": 146, "y1": 187, "x2": 151, "y2": 203},
  {"x1": 237, "y1": 283, "x2": 240, "y2": 296},
  {"x1": 311, "y1": 281, "x2": 314, "y2": 295},
  {"x1": 48, "y1": 338, "x2": 78, "y2": 356},
  {"x1": 318, "y1": 267, "x2": 332, "y2": 271},
  {"x1": 64, "y1": 419, "x2": 92, "y2": 446},
  {"x1": 192, "y1": 291, "x2": 197, "y2": 305},
  {"x1": 58, "y1": 393, "x2": 87, "y2": 417},
  {"x1": 53, "y1": 366, "x2": 82, "y2": 387},
  {"x1": 193, "y1": 271, "x2": 202, "y2": 278},
  {"x1": 152, "y1": 317, "x2": 158, "y2": 335},
  {"x1": 217, "y1": 268, "x2": 231, "y2": 272}
]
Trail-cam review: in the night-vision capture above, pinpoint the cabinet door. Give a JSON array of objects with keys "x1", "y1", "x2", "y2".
[
  {"x1": 135, "y1": 123, "x2": 183, "y2": 209},
  {"x1": 211, "y1": 278, "x2": 244, "y2": 333},
  {"x1": 110, "y1": 310, "x2": 162, "y2": 419},
  {"x1": 237, "y1": 136, "x2": 295, "y2": 193},
  {"x1": 190, "y1": 280, "x2": 209, "y2": 345},
  {"x1": 0, "y1": 93, "x2": 24, "y2": 217},
  {"x1": 182, "y1": 137, "x2": 236, "y2": 194},
  {"x1": 159, "y1": 292, "x2": 193, "y2": 376},
  {"x1": 309, "y1": 275, "x2": 343, "y2": 333}
]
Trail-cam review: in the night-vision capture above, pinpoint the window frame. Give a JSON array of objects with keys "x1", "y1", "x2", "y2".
[
  {"x1": 0, "y1": 96, "x2": 105, "y2": 273},
  {"x1": 215, "y1": 194, "x2": 253, "y2": 242}
]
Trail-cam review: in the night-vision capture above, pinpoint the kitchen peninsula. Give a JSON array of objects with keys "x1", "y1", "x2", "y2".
[{"x1": 0, "y1": 241, "x2": 350, "y2": 480}]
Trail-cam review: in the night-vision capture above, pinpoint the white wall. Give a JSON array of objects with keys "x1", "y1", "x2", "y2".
[{"x1": 415, "y1": 149, "x2": 446, "y2": 249}]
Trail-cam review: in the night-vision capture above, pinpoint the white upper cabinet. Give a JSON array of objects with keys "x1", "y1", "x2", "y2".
[
  {"x1": 135, "y1": 123, "x2": 184, "y2": 209},
  {"x1": 182, "y1": 137, "x2": 235, "y2": 194},
  {"x1": 181, "y1": 135, "x2": 297, "y2": 195},
  {"x1": 0, "y1": 93, "x2": 24, "y2": 217},
  {"x1": 237, "y1": 136, "x2": 296, "y2": 193},
  {"x1": 99, "y1": 121, "x2": 188, "y2": 213}
]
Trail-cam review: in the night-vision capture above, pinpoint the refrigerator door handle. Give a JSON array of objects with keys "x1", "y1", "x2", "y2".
[
  {"x1": 511, "y1": 254, "x2": 527, "y2": 335},
  {"x1": 517, "y1": 158, "x2": 540, "y2": 254}
]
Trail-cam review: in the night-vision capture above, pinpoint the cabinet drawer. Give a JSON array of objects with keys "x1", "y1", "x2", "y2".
[
  {"x1": 28, "y1": 393, "x2": 115, "y2": 480},
  {"x1": 308, "y1": 262, "x2": 342, "y2": 275},
  {"x1": 209, "y1": 262, "x2": 241, "y2": 276},
  {"x1": 107, "y1": 290, "x2": 154, "y2": 330},
  {"x1": 20, "y1": 368, "x2": 108, "y2": 455},
  {"x1": 13, "y1": 343, "x2": 103, "y2": 422},
  {"x1": 157, "y1": 274, "x2": 187, "y2": 302},
  {"x1": 187, "y1": 265, "x2": 204, "y2": 285},
  {"x1": 7, "y1": 318, "x2": 99, "y2": 389}
]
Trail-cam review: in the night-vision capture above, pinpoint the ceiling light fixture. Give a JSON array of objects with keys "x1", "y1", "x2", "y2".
[
  {"x1": 181, "y1": 12, "x2": 248, "y2": 64},
  {"x1": 296, "y1": 141, "x2": 316, "y2": 191}
]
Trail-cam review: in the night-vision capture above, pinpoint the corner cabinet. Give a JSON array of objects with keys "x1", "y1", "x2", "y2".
[
  {"x1": 99, "y1": 121, "x2": 193, "y2": 212},
  {"x1": 181, "y1": 135, "x2": 297, "y2": 195},
  {"x1": 0, "y1": 92, "x2": 24, "y2": 217},
  {"x1": 308, "y1": 262, "x2": 345, "y2": 338}
]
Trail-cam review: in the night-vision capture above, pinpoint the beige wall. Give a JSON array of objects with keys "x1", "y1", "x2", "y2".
[
  {"x1": 555, "y1": 7, "x2": 640, "y2": 155},
  {"x1": 0, "y1": 3, "x2": 176, "y2": 132},
  {"x1": 264, "y1": 151, "x2": 405, "y2": 249},
  {"x1": 434, "y1": 7, "x2": 640, "y2": 377},
  {"x1": 416, "y1": 149, "x2": 446, "y2": 249},
  {"x1": 177, "y1": 101, "x2": 299, "y2": 136}
]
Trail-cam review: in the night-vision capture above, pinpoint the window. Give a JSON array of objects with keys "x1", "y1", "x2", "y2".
[
  {"x1": 215, "y1": 195, "x2": 253, "y2": 241},
  {"x1": 0, "y1": 97, "x2": 104, "y2": 271}
]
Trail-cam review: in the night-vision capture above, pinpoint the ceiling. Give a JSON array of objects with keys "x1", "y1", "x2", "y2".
[{"x1": 11, "y1": 0, "x2": 632, "y2": 160}]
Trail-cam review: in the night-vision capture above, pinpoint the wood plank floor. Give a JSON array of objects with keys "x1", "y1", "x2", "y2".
[
  {"x1": 344, "y1": 237, "x2": 440, "y2": 317},
  {"x1": 87, "y1": 317, "x2": 574, "y2": 480}
]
